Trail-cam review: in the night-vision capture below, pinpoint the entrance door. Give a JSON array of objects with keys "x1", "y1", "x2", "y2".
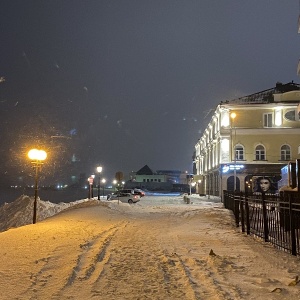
[{"x1": 227, "y1": 176, "x2": 240, "y2": 192}]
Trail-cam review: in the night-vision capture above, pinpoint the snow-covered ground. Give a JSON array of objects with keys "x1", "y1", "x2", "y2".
[
  {"x1": 0, "y1": 193, "x2": 221, "y2": 233},
  {"x1": 0, "y1": 194, "x2": 299, "y2": 299}
]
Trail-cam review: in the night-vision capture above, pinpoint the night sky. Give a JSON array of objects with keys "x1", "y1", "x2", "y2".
[{"x1": 1, "y1": 1, "x2": 299, "y2": 184}]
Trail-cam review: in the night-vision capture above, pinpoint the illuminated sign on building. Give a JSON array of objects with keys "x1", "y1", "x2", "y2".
[{"x1": 222, "y1": 164, "x2": 244, "y2": 173}]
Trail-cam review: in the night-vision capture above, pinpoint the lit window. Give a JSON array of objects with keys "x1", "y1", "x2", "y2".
[
  {"x1": 255, "y1": 145, "x2": 266, "y2": 160},
  {"x1": 281, "y1": 145, "x2": 291, "y2": 160},
  {"x1": 275, "y1": 109, "x2": 282, "y2": 126},
  {"x1": 221, "y1": 138, "x2": 229, "y2": 151}
]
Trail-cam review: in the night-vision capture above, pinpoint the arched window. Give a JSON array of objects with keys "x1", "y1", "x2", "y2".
[
  {"x1": 255, "y1": 145, "x2": 265, "y2": 160},
  {"x1": 235, "y1": 144, "x2": 244, "y2": 160},
  {"x1": 281, "y1": 144, "x2": 291, "y2": 161}
]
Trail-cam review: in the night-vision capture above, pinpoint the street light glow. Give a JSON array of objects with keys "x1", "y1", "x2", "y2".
[
  {"x1": 28, "y1": 148, "x2": 47, "y2": 224},
  {"x1": 96, "y1": 166, "x2": 102, "y2": 200},
  {"x1": 28, "y1": 149, "x2": 47, "y2": 161}
]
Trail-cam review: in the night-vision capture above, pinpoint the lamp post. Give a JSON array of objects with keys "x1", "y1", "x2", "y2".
[
  {"x1": 230, "y1": 112, "x2": 237, "y2": 192},
  {"x1": 88, "y1": 176, "x2": 94, "y2": 199},
  {"x1": 91, "y1": 174, "x2": 95, "y2": 198},
  {"x1": 102, "y1": 178, "x2": 106, "y2": 197},
  {"x1": 28, "y1": 149, "x2": 47, "y2": 224},
  {"x1": 97, "y1": 166, "x2": 102, "y2": 200},
  {"x1": 113, "y1": 179, "x2": 117, "y2": 192}
]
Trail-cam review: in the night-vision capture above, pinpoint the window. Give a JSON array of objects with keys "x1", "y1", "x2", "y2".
[
  {"x1": 235, "y1": 145, "x2": 244, "y2": 160},
  {"x1": 284, "y1": 110, "x2": 296, "y2": 121},
  {"x1": 281, "y1": 145, "x2": 291, "y2": 160},
  {"x1": 255, "y1": 145, "x2": 265, "y2": 160},
  {"x1": 263, "y1": 113, "x2": 273, "y2": 127}
]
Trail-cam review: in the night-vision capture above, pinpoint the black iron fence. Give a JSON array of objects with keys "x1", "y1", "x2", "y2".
[{"x1": 223, "y1": 191, "x2": 300, "y2": 256}]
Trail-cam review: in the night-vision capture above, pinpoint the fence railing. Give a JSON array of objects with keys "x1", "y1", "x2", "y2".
[{"x1": 223, "y1": 191, "x2": 300, "y2": 256}]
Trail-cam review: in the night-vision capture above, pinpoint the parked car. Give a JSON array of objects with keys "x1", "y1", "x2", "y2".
[
  {"x1": 107, "y1": 192, "x2": 140, "y2": 204},
  {"x1": 118, "y1": 189, "x2": 135, "y2": 195},
  {"x1": 133, "y1": 188, "x2": 145, "y2": 197}
]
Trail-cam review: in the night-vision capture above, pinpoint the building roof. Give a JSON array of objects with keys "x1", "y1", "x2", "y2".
[
  {"x1": 221, "y1": 82, "x2": 300, "y2": 105},
  {"x1": 136, "y1": 165, "x2": 155, "y2": 175}
]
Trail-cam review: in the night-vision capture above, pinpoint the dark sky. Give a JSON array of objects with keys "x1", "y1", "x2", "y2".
[{"x1": 1, "y1": 1, "x2": 299, "y2": 183}]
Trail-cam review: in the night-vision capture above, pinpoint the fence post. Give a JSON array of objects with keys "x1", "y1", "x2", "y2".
[
  {"x1": 234, "y1": 192, "x2": 240, "y2": 227},
  {"x1": 223, "y1": 191, "x2": 227, "y2": 209},
  {"x1": 245, "y1": 195, "x2": 250, "y2": 235},
  {"x1": 261, "y1": 192, "x2": 269, "y2": 242},
  {"x1": 289, "y1": 195, "x2": 297, "y2": 256},
  {"x1": 240, "y1": 192, "x2": 245, "y2": 233}
]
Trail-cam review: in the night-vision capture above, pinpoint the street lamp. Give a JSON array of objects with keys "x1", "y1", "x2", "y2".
[
  {"x1": 101, "y1": 178, "x2": 106, "y2": 197},
  {"x1": 97, "y1": 166, "x2": 102, "y2": 200},
  {"x1": 91, "y1": 174, "x2": 95, "y2": 198},
  {"x1": 113, "y1": 179, "x2": 117, "y2": 191},
  {"x1": 28, "y1": 149, "x2": 47, "y2": 224},
  {"x1": 230, "y1": 112, "x2": 237, "y2": 192},
  {"x1": 87, "y1": 176, "x2": 94, "y2": 199}
]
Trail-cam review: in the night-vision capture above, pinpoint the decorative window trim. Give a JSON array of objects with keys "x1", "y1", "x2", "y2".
[
  {"x1": 280, "y1": 144, "x2": 291, "y2": 161},
  {"x1": 235, "y1": 144, "x2": 244, "y2": 161},
  {"x1": 255, "y1": 144, "x2": 266, "y2": 161}
]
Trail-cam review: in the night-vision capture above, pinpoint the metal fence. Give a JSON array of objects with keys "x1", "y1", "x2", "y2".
[{"x1": 223, "y1": 191, "x2": 300, "y2": 256}]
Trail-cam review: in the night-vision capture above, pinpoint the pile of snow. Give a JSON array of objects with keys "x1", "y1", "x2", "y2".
[{"x1": 0, "y1": 195, "x2": 99, "y2": 233}]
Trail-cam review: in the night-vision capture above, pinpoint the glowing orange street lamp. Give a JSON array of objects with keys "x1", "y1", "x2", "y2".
[{"x1": 28, "y1": 149, "x2": 47, "y2": 224}]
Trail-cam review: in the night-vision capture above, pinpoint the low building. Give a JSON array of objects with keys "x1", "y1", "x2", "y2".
[
  {"x1": 194, "y1": 82, "x2": 300, "y2": 197},
  {"x1": 126, "y1": 165, "x2": 191, "y2": 192}
]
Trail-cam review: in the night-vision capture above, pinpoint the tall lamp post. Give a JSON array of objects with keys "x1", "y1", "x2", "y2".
[
  {"x1": 28, "y1": 149, "x2": 47, "y2": 224},
  {"x1": 102, "y1": 178, "x2": 106, "y2": 197},
  {"x1": 113, "y1": 179, "x2": 117, "y2": 192},
  {"x1": 97, "y1": 166, "x2": 102, "y2": 200},
  {"x1": 230, "y1": 112, "x2": 237, "y2": 192},
  {"x1": 88, "y1": 176, "x2": 94, "y2": 199}
]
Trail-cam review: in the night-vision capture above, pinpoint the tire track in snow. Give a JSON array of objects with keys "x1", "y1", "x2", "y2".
[
  {"x1": 25, "y1": 221, "x2": 128, "y2": 299},
  {"x1": 63, "y1": 221, "x2": 128, "y2": 288},
  {"x1": 89, "y1": 220, "x2": 200, "y2": 300}
]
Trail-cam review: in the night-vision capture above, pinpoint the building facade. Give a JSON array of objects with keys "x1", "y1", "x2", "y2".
[
  {"x1": 126, "y1": 165, "x2": 191, "y2": 191},
  {"x1": 194, "y1": 82, "x2": 300, "y2": 197}
]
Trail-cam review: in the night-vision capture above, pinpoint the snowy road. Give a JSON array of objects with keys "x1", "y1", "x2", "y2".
[{"x1": 0, "y1": 196, "x2": 299, "y2": 299}]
